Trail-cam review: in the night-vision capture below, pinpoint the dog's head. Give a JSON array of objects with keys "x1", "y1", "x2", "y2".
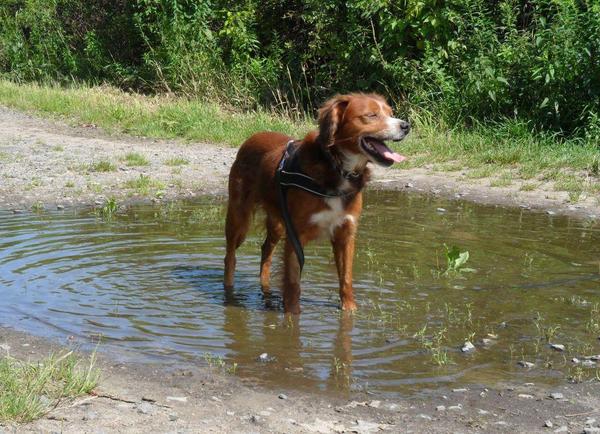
[{"x1": 317, "y1": 93, "x2": 409, "y2": 167}]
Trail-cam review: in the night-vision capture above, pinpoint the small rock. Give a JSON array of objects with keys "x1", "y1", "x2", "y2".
[
  {"x1": 168, "y1": 413, "x2": 178, "y2": 422},
  {"x1": 481, "y1": 338, "x2": 493, "y2": 346},
  {"x1": 461, "y1": 341, "x2": 475, "y2": 352},
  {"x1": 405, "y1": 182, "x2": 414, "y2": 188},
  {"x1": 250, "y1": 415, "x2": 261, "y2": 424},
  {"x1": 553, "y1": 426, "x2": 568, "y2": 433},
  {"x1": 582, "y1": 360, "x2": 597, "y2": 367},
  {"x1": 518, "y1": 361, "x2": 535, "y2": 368},
  {"x1": 436, "y1": 207, "x2": 447, "y2": 213},
  {"x1": 494, "y1": 421, "x2": 508, "y2": 426},
  {"x1": 487, "y1": 333, "x2": 499, "y2": 339},
  {"x1": 448, "y1": 405, "x2": 463, "y2": 411},
  {"x1": 436, "y1": 405, "x2": 446, "y2": 412},
  {"x1": 259, "y1": 411, "x2": 271, "y2": 417},
  {"x1": 56, "y1": 204, "x2": 64, "y2": 210},
  {"x1": 12, "y1": 209, "x2": 24, "y2": 214},
  {"x1": 590, "y1": 355, "x2": 600, "y2": 361},
  {"x1": 549, "y1": 392, "x2": 564, "y2": 400},
  {"x1": 226, "y1": 411, "x2": 235, "y2": 416},
  {"x1": 478, "y1": 409, "x2": 489, "y2": 415},
  {"x1": 453, "y1": 388, "x2": 468, "y2": 393},
  {"x1": 258, "y1": 353, "x2": 275, "y2": 362},
  {"x1": 166, "y1": 396, "x2": 187, "y2": 403},
  {"x1": 278, "y1": 393, "x2": 288, "y2": 400},
  {"x1": 418, "y1": 414, "x2": 432, "y2": 421},
  {"x1": 572, "y1": 358, "x2": 580, "y2": 364},
  {"x1": 544, "y1": 420, "x2": 553, "y2": 428},
  {"x1": 211, "y1": 396, "x2": 221, "y2": 402},
  {"x1": 136, "y1": 402, "x2": 155, "y2": 415},
  {"x1": 518, "y1": 394, "x2": 535, "y2": 399},
  {"x1": 368, "y1": 400, "x2": 380, "y2": 408},
  {"x1": 550, "y1": 344, "x2": 565, "y2": 352},
  {"x1": 0, "y1": 344, "x2": 10, "y2": 352},
  {"x1": 584, "y1": 428, "x2": 600, "y2": 434},
  {"x1": 546, "y1": 210, "x2": 556, "y2": 215},
  {"x1": 585, "y1": 418, "x2": 597, "y2": 426}
]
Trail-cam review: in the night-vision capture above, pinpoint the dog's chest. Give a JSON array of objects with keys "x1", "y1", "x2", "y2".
[{"x1": 309, "y1": 198, "x2": 354, "y2": 235}]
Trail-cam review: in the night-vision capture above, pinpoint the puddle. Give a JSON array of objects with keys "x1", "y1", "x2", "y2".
[{"x1": 1, "y1": 191, "x2": 599, "y2": 397}]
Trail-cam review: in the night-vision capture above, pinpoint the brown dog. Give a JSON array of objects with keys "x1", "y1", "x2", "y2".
[{"x1": 224, "y1": 93, "x2": 409, "y2": 314}]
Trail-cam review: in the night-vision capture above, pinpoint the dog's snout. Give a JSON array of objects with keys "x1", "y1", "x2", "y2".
[{"x1": 400, "y1": 120, "x2": 411, "y2": 133}]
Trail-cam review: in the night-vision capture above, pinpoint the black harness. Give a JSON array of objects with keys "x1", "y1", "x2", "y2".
[{"x1": 275, "y1": 140, "x2": 352, "y2": 271}]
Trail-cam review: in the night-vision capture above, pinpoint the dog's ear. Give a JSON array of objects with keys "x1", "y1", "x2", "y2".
[{"x1": 317, "y1": 95, "x2": 350, "y2": 147}]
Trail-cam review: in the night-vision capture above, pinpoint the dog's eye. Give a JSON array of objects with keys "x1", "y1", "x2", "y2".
[{"x1": 365, "y1": 113, "x2": 378, "y2": 119}]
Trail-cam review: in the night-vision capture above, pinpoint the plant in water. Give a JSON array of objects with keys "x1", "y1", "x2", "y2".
[
  {"x1": 443, "y1": 244, "x2": 474, "y2": 276},
  {"x1": 95, "y1": 197, "x2": 118, "y2": 220},
  {"x1": 202, "y1": 353, "x2": 237, "y2": 375}
]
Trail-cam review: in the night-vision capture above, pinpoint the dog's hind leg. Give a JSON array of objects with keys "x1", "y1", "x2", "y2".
[
  {"x1": 282, "y1": 239, "x2": 303, "y2": 314},
  {"x1": 224, "y1": 176, "x2": 253, "y2": 289},
  {"x1": 260, "y1": 216, "x2": 284, "y2": 292}
]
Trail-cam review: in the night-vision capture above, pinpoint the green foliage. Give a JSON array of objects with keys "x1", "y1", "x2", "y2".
[
  {"x1": 1, "y1": 0, "x2": 600, "y2": 136},
  {"x1": 443, "y1": 244, "x2": 474, "y2": 275}
]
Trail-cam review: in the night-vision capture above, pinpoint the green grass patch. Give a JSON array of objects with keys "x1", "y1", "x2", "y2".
[
  {"x1": 89, "y1": 160, "x2": 116, "y2": 172},
  {"x1": 124, "y1": 174, "x2": 165, "y2": 196},
  {"x1": 0, "y1": 351, "x2": 98, "y2": 423},
  {"x1": 164, "y1": 157, "x2": 189, "y2": 166},
  {"x1": 519, "y1": 182, "x2": 539, "y2": 192},
  {"x1": 0, "y1": 80, "x2": 310, "y2": 147},
  {"x1": 122, "y1": 152, "x2": 149, "y2": 167}
]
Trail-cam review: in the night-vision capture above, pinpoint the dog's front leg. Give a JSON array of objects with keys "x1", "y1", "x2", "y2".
[
  {"x1": 332, "y1": 221, "x2": 358, "y2": 311},
  {"x1": 283, "y1": 240, "x2": 302, "y2": 314}
]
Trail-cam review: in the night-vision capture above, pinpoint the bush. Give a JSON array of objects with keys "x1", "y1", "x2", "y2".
[{"x1": 1, "y1": 0, "x2": 599, "y2": 138}]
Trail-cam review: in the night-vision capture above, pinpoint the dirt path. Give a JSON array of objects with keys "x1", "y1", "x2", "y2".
[
  {"x1": 0, "y1": 106, "x2": 598, "y2": 218},
  {"x1": 2, "y1": 326, "x2": 600, "y2": 434}
]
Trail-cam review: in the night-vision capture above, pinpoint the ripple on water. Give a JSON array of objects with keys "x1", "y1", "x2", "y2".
[{"x1": 1, "y1": 192, "x2": 599, "y2": 396}]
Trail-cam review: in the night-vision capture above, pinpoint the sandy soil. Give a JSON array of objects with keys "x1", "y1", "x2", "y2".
[
  {"x1": 2, "y1": 106, "x2": 600, "y2": 433},
  {"x1": 2, "y1": 326, "x2": 600, "y2": 434},
  {"x1": 0, "y1": 106, "x2": 598, "y2": 219}
]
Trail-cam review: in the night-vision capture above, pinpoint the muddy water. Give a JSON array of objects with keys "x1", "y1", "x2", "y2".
[{"x1": 1, "y1": 192, "x2": 599, "y2": 396}]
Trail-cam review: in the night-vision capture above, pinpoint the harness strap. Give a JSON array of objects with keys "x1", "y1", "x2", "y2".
[
  {"x1": 276, "y1": 141, "x2": 305, "y2": 270},
  {"x1": 276, "y1": 140, "x2": 357, "y2": 271}
]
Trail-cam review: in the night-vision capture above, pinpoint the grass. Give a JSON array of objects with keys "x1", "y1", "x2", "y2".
[
  {"x1": 89, "y1": 160, "x2": 116, "y2": 172},
  {"x1": 0, "y1": 80, "x2": 597, "y2": 195},
  {"x1": 0, "y1": 351, "x2": 98, "y2": 423},
  {"x1": 124, "y1": 174, "x2": 165, "y2": 196},
  {"x1": 165, "y1": 157, "x2": 189, "y2": 166},
  {"x1": 122, "y1": 152, "x2": 149, "y2": 167}
]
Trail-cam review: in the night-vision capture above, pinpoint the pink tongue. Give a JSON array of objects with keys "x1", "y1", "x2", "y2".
[{"x1": 383, "y1": 151, "x2": 407, "y2": 163}]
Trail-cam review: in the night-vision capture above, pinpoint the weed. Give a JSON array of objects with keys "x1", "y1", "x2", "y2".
[
  {"x1": 124, "y1": 174, "x2": 164, "y2": 195},
  {"x1": 165, "y1": 157, "x2": 189, "y2": 166},
  {"x1": 89, "y1": 160, "x2": 116, "y2": 172},
  {"x1": 30, "y1": 201, "x2": 44, "y2": 212},
  {"x1": 65, "y1": 181, "x2": 75, "y2": 188},
  {"x1": 443, "y1": 244, "x2": 474, "y2": 276},
  {"x1": 94, "y1": 197, "x2": 118, "y2": 220},
  {"x1": 122, "y1": 152, "x2": 149, "y2": 167},
  {"x1": 52, "y1": 145, "x2": 64, "y2": 152},
  {"x1": 203, "y1": 353, "x2": 237, "y2": 375},
  {"x1": 0, "y1": 351, "x2": 98, "y2": 423},
  {"x1": 586, "y1": 303, "x2": 600, "y2": 335},
  {"x1": 519, "y1": 182, "x2": 538, "y2": 192}
]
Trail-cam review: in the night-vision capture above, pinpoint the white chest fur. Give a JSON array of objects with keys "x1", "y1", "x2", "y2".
[{"x1": 309, "y1": 198, "x2": 355, "y2": 236}]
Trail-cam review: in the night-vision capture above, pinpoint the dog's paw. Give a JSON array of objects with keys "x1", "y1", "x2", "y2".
[{"x1": 341, "y1": 300, "x2": 357, "y2": 311}]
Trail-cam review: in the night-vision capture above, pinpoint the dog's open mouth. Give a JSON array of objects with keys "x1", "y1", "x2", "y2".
[{"x1": 359, "y1": 137, "x2": 407, "y2": 167}]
